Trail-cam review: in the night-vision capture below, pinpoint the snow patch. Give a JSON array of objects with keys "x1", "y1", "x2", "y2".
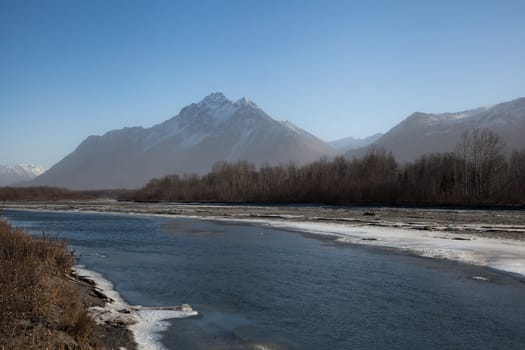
[
  {"x1": 235, "y1": 96, "x2": 257, "y2": 108},
  {"x1": 0, "y1": 163, "x2": 46, "y2": 186},
  {"x1": 73, "y1": 266, "x2": 198, "y2": 350},
  {"x1": 0, "y1": 163, "x2": 46, "y2": 177},
  {"x1": 130, "y1": 308, "x2": 198, "y2": 350},
  {"x1": 280, "y1": 120, "x2": 315, "y2": 138},
  {"x1": 472, "y1": 276, "x2": 488, "y2": 281}
]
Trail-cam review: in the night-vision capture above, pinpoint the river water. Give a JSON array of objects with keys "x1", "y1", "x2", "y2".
[{"x1": 3, "y1": 209, "x2": 525, "y2": 349}]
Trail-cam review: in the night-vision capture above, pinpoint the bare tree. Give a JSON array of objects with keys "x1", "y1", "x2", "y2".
[{"x1": 456, "y1": 129, "x2": 505, "y2": 201}]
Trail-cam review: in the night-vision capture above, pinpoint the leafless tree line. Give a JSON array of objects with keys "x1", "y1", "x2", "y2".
[{"x1": 125, "y1": 128, "x2": 525, "y2": 205}]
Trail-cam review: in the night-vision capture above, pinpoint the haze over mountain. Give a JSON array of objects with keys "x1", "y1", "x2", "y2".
[
  {"x1": 346, "y1": 97, "x2": 525, "y2": 163},
  {"x1": 329, "y1": 134, "x2": 382, "y2": 152},
  {"x1": 0, "y1": 164, "x2": 45, "y2": 186},
  {"x1": 31, "y1": 93, "x2": 336, "y2": 190}
]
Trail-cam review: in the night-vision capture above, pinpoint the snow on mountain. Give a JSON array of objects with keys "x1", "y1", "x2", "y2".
[
  {"x1": 0, "y1": 164, "x2": 46, "y2": 186},
  {"x1": 279, "y1": 120, "x2": 320, "y2": 139},
  {"x1": 143, "y1": 93, "x2": 257, "y2": 151},
  {"x1": 32, "y1": 93, "x2": 336, "y2": 190},
  {"x1": 346, "y1": 97, "x2": 525, "y2": 163}
]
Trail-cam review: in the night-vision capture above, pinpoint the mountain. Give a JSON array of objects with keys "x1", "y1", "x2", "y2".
[
  {"x1": 0, "y1": 164, "x2": 46, "y2": 186},
  {"x1": 32, "y1": 93, "x2": 336, "y2": 190},
  {"x1": 329, "y1": 133, "x2": 382, "y2": 152},
  {"x1": 346, "y1": 97, "x2": 525, "y2": 163}
]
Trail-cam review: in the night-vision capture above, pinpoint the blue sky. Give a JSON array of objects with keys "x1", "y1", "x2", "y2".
[{"x1": 1, "y1": 0, "x2": 524, "y2": 168}]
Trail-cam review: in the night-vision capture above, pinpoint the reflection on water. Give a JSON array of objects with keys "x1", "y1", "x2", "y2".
[{"x1": 4, "y1": 210, "x2": 525, "y2": 350}]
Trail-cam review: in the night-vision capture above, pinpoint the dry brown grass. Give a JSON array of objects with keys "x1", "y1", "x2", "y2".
[{"x1": 0, "y1": 220, "x2": 99, "y2": 349}]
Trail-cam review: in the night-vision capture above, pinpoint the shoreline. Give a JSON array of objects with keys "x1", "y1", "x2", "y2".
[
  {"x1": 261, "y1": 220, "x2": 525, "y2": 279},
  {"x1": 1, "y1": 207, "x2": 199, "y2": 350},
  {"x1": 0, "y1": 219, "x2": 135, "y2": 349},
  {"x1": 69, "y1": 267, "x2": 137, "y2": 350},
  {"x1": 72, "y1": 266, "x2": 198, "y2": 350}
]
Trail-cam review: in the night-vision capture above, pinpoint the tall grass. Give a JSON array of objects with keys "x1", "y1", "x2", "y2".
[{"x1": 0, "y1": 221, "x2": 97, "y2": 349}]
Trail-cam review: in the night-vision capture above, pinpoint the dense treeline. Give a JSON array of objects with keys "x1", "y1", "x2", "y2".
[{"x1": 124, "y1": 129, "x2": 525, "y2": 205}]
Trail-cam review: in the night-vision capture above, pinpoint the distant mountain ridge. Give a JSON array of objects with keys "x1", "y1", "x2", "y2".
[
  {"x1": 32, "y1": 93, "x2": 336, "y2": 190},
  {"x1": 329, "y1": 133, "x2": 382, "y2": 152},
  {"x1": 30, "y1": 94, "x2": 525, "y2": 190},
  {"x1": 346, "y1": 97, "x2": 525, "y2": 163},
  {"x1": 0, "y1": 164, "x2": 45, "y2": 186}
]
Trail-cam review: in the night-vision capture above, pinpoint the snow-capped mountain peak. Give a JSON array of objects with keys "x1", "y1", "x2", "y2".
[
  {"x1": 0, "y1": 163, "x2": 46, "y2": 186},
  {"x1": 166, "y1": 93, "x2": 263, "y2": 131},
  {"x1": 235, "y1": 96, "x2": 257, "y2": 108},
  {"x1": 196, "y1": 93, "x2": 258, "y2": 112},
  {"x1": 199, "y1": 92, "x2": 232, "y2": 108},
  {"x1": 0, "y1": 164, "x2": 45, "y2": 177}
]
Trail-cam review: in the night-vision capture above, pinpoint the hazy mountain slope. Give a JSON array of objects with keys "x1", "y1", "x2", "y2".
[
  {"x1": 0, "y1": 164, "x2": 45, "y2": 186},
  {"x1": 32, "y1": 93, "x2": 335, "y2": 190},
  {"x1": 346, "y1": 97, "x2": 525, "y2": 163},
  {"x1": 329, "y1": 133, "x2": 382, "y2": 152}
]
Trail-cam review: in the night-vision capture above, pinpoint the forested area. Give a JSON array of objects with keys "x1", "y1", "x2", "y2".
[{"x1": 124, "y1": 129, "x2": 525, "y2": 206}]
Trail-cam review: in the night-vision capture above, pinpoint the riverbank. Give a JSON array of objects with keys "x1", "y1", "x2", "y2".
[
  {"x1": 71, "y1": 269, "x2": 137, "y2": 350},
  {"x1": 0, "y1": 220, "x2": 135, "y2": 350},
  {"x1": 73, "y1": 266, "x2": 199, "y2": 350},
  {"x1": 1, "y1": 208, "x2": 201, "y2": 350},
  {"x1": 4, "y1": 200, "x2": 525, "y2": 240}
]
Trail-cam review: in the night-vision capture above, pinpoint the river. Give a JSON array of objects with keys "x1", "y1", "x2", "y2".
[{"x1": 3, "y1": 209, "x2": 525, "y2": 350}]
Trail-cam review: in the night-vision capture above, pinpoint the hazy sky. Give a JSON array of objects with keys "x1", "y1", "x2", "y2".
[{"x1": 1, "y1": 0, "x2": 524, "y2": 168}]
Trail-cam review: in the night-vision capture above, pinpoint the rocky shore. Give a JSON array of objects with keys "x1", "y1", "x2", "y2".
[{"x1": 70, "y1": 271, "x2": 137, "y2": 350}]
